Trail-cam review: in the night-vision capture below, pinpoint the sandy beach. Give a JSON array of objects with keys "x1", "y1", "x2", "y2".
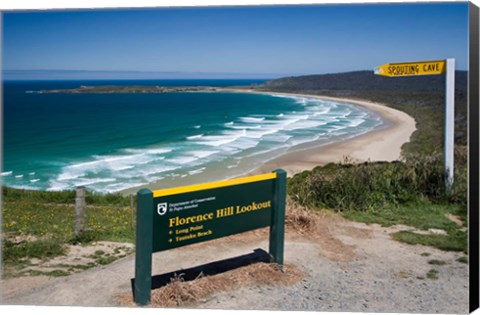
[
  {"x1": 244, "y1": 92, "x2": 417, "y2": 177},
  {"x1": 218, "y1": 89, "x2": 417, "y2": 177}
]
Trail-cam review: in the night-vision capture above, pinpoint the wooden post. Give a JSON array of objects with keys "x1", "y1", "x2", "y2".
[
  {"x1": 74, "y1": 186, "x2": 86, "y2": 237},
  {"x1": 130, "y1": 194, "x2": 134, "y2": 230},
  {"x1": 134, "y1": 189, "x2": 154, "y2": 305},
  {"x1": 269, "y1": 169, "x2": 286, "y2": 265}
]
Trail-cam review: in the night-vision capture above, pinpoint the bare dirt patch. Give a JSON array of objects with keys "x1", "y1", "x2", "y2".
[
  {"x1": 445, "y1": 213, "x2": 464, "y2": 226},
  {"x1": 286, "y1": 204, "x2": 368, "y2": 262},
  {"x1": 445, "y1": 213, "x2": 467, "y2": 232},
  {"x1": 1, "y1": 241, "x2": 134, "y2": 304}
]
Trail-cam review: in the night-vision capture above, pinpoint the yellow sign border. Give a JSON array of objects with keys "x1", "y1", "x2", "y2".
[{"x1": 153, "y1": 172, "x2": 277, "y2": 197}]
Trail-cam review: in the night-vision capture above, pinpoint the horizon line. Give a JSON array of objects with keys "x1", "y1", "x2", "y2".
[{"x1": 2, "y1": 68, "x2": 469, "y2": 81}]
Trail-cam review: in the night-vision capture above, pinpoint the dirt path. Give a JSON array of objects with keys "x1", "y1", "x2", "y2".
[
  {"x1": 1, "y1": 211, "x2": 468, "y2": 313},
  {"x1": 200, "y1": 216, "x2": 469, "y2": 313}
]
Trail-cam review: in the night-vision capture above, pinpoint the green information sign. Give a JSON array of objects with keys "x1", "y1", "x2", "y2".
[
  {"x1": 152, "y1": 173, "x2": 275, "y2": 251},
  {"x1": 134, "y1": 170, "x2": 286, "y2": 306}
]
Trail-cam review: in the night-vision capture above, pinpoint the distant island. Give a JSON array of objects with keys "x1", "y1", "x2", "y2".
[
  {"x1": 36, "y1": 70, "x2": 467, "y2": 95},
  {"x1": 37, "y1": 85, "x2": 221, "y2": 94}
]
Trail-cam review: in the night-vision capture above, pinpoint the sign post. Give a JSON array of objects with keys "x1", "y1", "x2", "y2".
[
  {"x1": 269, "y1": 169, "x2": 286, "y2": 265},
  {"x1": 134, "y1": 170, "x2": 286, "y2": 305},
  {"x1": 374, "y1": 59, "x2": 455, "y2": 190},
  {"x1": 134, "y1": 189, "x2": 153, "y2": 306},
  {"x1": 444, "y1": 58, "x2": 455, "y2": 189}
]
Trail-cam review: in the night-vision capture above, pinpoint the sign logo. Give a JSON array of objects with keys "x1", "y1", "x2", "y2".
[{"x1": 157, "y1": 202, "x2": 167, "y2": 216}]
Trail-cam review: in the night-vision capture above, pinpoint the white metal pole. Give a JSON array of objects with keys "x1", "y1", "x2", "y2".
[{"x1": 445, "y1": 58, "x2": 455, "y2": 190}]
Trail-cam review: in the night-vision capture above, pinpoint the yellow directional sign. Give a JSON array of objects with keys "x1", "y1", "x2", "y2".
[
  {"x1": 373, "y1": 58, "x2": 456, "y2": 190},
  {"x1": 374, "y1": 60, "x2": 446, "y2": 77}
]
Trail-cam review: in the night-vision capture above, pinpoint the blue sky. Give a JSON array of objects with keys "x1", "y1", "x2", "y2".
[{"x1": 2, "y1": 2, "x2": 470, "y2": 79}]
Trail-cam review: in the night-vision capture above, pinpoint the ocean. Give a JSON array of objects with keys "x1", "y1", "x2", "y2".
[{"x1": 2, "y1": 79, "x2": 384, "y2": 194}]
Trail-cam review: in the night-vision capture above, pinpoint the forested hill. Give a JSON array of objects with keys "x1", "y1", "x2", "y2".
[{"x1": 258, "y1": 70, "x2": 467, "y2": 94}]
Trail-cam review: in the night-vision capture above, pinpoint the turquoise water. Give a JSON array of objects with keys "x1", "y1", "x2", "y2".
[{"x1": 3, "y1": 80, "x2": 383, "y2": 193}]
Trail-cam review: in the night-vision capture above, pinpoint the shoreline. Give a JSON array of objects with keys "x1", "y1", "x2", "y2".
[
  {"x1": 2, "y1": 90, "x2": 417, "y2": 196},
  {"x1": 120, "y1": 90, "x2": 416, "y2": 195},
  {"x1": 242, "y1": 91, "x2": 417, "y2": 177}
]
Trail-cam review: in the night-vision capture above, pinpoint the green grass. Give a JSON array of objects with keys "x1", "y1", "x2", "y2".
[
  {"x1": 426, "y1": 269, "x2": 439, "y2": 280},
  {"x1": 392, "y1": 231, "x2": 466, "y2": 252},
  {"x1": 2, "y1": 239, "x2": 67, "y2": 264},
  {"x1": 342, "y1": 203, "x2": 468, "y2": 252},
  {"x1": 342, "y1": 202, "x2": 465, "y2": 231},
  {"x1": 96, "y1": 256, "x2": 118, "y2": 265},
  {"x1": 428, "y1": 259, "x2": 447, "y2": 266},
  {"x1": 1, "y1": 187, "x2": 136, "y2": 274},
  {"x1": 20, "y1": 269, "x2": 72, "y2": 277},
  {"x1": 456, "y1": 256, "x2": 468, "y2": 264},
  {"x1": 50, "y1": 263, "x2": 95, "y2": 270},
  {"x1": 87, "y1": 249, "x2": 119, "y2": 265},
  {"x1": 2, "y1": 190, "x2": 135, "y2": 244},
  {"x1": 94, "y1": 250, "x2": 105, "y2": 256}
]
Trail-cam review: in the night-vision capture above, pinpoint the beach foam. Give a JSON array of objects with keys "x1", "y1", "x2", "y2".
[
  {"x1": 240, "y1": 116, "x2": 266, "y2": 123},
  {"x1": 50, "y1": 95, "x2": 381, "y2": 193},
  {"x1": 187, "y1": 134, "x2": 204, "y2": 140}
]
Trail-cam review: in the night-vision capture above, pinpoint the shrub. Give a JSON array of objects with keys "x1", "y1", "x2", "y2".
[{"x1": 288, "y1": 153, "x2": 467, "y2": 212}]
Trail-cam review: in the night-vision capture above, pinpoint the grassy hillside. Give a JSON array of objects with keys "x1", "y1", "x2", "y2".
[{"x1": 261, "y1": 70, "x2": 467, "y2": 93}]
